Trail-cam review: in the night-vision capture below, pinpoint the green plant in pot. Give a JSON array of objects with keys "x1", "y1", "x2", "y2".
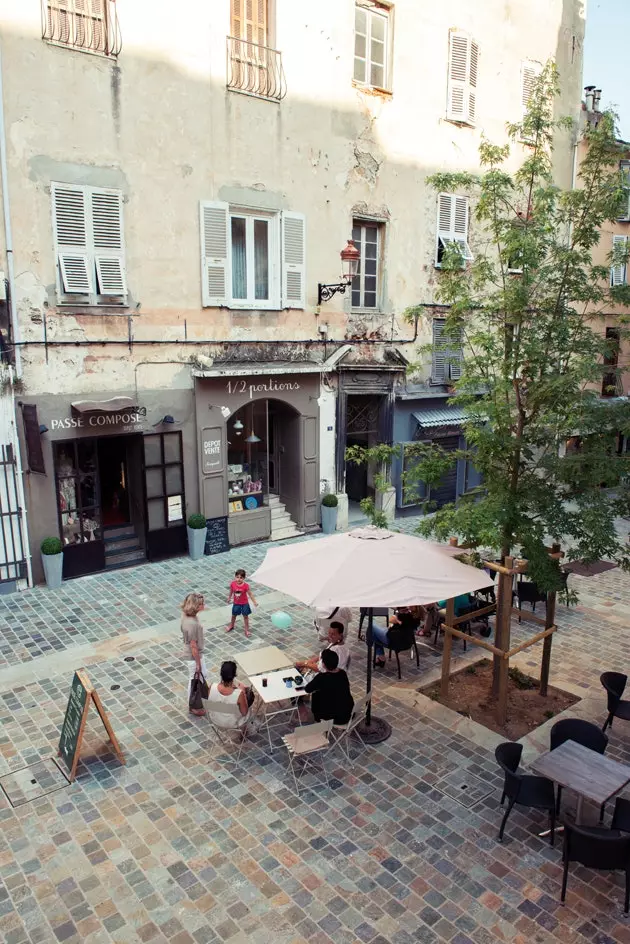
[
  {"x1": 41, "y1": 536, "x2": 64, "y2": 589},
  {"x1": 320, "y1": 492, "x2": 338, "y2": 535},
  {"x1": 187, "y1": 513, "x2": 207, "y2": 561}
]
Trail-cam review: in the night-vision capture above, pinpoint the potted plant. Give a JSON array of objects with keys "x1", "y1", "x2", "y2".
[
  {"x1": 320, "y1": 493, "x2": 338, "y2": 534},
  {"x1": 187, "y1": 513, "x2": 207, "y2": 561},
  {"x1": 41, "y1": 536, "x2": 64, "y2": 589}
]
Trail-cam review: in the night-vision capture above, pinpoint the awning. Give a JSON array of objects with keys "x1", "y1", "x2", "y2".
[
  {"x1": 71, "y1": 397, "x2": 139, "y2": 416},
  {"x1": 413, "y1": 406, "x2": 468, "y2": 429},
  {"x1": 192, "y1": 346, "x2": 354, "y2": 379}
]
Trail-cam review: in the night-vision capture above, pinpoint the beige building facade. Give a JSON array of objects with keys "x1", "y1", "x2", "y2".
[{"x1": 0, "y1": 0, "x2": 585, "y2": 582}]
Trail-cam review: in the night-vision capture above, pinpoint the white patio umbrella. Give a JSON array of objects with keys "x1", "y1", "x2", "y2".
[{"x1": 251, "y1": 527, "x2": 493, "y2": 741}]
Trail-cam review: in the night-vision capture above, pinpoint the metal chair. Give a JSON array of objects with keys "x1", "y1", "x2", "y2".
[
  {"x1": 516, "y1": 580, "x2": 547, "y2": 621},
  {"x1": 358, "y1": 607, "x2": 388, "y2": 640},
  {"x1": 332, "y1": 693, "x2": 370, "y2": 765},
  {"x1": 282, "y1": 719, "x2": 334, "y2": 795},
  {"x1": 601, "y1": 672, "x2": 630, "y2": 733},
  {"x1": 205, "y1": 699, "x2": 253, "y2": 761},
  {"x1": 561, "y1": 822, "x2": 630, "y2": 915},
  {"x1": 373, "y1": 630, "x2": 419, "y2": 679},
  {"x1": 550, "y1": 718, "x2": 608, "y2": 819},
  {"x1": 611, "y1": 796, "x2": 630, "y2": 833},
  {"x1": 495, "y1": 741, "x2": 557, "y2": 845}
]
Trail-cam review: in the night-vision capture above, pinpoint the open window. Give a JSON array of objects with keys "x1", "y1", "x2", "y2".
[{"x1": 436, "y1": 194, "x2": 472, "y2": 267}]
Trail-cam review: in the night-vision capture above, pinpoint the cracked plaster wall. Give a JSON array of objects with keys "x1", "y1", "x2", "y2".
[{"x1": 0, "y1": 0, "x2": 584, "y2": 396}]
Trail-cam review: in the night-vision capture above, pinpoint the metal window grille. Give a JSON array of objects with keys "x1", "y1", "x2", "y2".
[
  {"x1": 0, "y1": 444, "x2": 27, "y2": 582},
  {"x1": 42, "y1": 1, "x2": 122, "y2": 58},
  {"x1": 227, "y1": 37, "x2": 286, "y2": 102}
]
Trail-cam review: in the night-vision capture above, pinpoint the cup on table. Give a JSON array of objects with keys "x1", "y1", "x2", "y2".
[{"x1": 262, "y1": 677, "x2": 268, "y2": 688}]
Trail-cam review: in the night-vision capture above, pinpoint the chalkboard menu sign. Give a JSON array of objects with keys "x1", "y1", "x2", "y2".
[
  {"x1": 22, "y1": 404, "x2": 45, "y2": 474},
  {"x1": 58, "y1": 670, "x2": 125, "y2": 781},
  {"x1": 204, "y1": 515, "x2": 230, "y2": 556},
  {"x1": 59, "y1": 671, "x2": 89, "y2": 778}
]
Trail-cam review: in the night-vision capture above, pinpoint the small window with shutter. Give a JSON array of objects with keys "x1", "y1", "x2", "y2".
[
  {"x1": 446, "y1": 31, "x2": 478, "y2": 125},
  {"x1": 436, "y1": 193, "x2": 473, "y2": 267},
  {"x1": 51, "y1": 182, "x2": 127, "y2": 305},
  {"x1": 43, "y1": 0, "x2": 120, "y2": 57},
  {"x1": 354, "y1": 2, "x2": 392, "y2": 92},
  {"x1": 611, "y1": 234, "x2": 628, "y2": 287},
  {"x1": 432, "y1": 319, "x2": 464, "y2": 384},
  {"x1": 199, "y1": 203, "x2": 305, "y2": 310},
  {"x1": 520, "y1": 59, "x2": 542, "y2": 143}
]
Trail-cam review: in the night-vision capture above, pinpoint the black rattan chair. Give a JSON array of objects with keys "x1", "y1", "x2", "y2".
[
  {"x1": 561, "y1": 822, "x2": 630, "y2": 914},
  {"x1": 495, "y1": 741, "x2": 556, "y2": 845},
  {"x1": 373, "y1": 627, "x2": 419, "y2": 680},
  {"x1": 358, "y1": 607, "x2": 388, "y2": 641},
  {"x1": 601, "y1": 672, "x2": 630, "y2": 733},
  {"x1": 611, "y1": 797, "x2": 630, "y2": 833},
  {"x1": 550, "y1": 719, "x2": 608, "y2": 819}
]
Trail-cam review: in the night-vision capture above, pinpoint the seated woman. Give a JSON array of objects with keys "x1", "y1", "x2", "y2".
[
  {"x1": 371, "y1": 606, "x2": 424, "y2": 667},
  {"x1": 207, "y1": 660, "x2": 255, "y2": 730},
  {"x1": 299, "y1": 649, "x2": 354, "y2": 725},
  {"x1": 296, "y1": 622, "x2": 351, "y2": 674}
]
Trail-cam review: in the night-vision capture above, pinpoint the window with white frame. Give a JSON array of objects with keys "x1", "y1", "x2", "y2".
[
  {"x1": 51, "y1": 183, "x2": 127, "y2": 303},
  {"x1": 446, "y1": 31, "x2": 478, "y2": 125},
  {"x1": 43, "y1": 0, "x2": 120, "y2": 57},
  {"x1": 200, "y1": 202, "x2": 305, "y2": 309},
  {"x1": 618, "y1": 161, "x2": 630, "y2": 221},
  {"x1": 436, "y1": 193, "x2": 472, "y2": 267},
  {"x1": 432, "y1": 319, "x2": 463, "y2": 384},
  {"x1": 354, "y1": 2, "x2": 391, "y2": 91},
  {"x1": 611, "y1": 234, "x2": 629, "y2": 287},
  {"x1": 351, "y1": 220, "x2": 382, "y2": 309},
  {"x1": 520, "y1": 59, "x2": 542, "y2": 142}
]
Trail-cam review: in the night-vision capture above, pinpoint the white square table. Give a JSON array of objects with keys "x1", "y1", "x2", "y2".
[
  {"x1": 531, "y1": 739, "x2": 630, "y2": 824},
  {"x1": 249, "y1": 667, "x2": 304, "y2": 751},
  {"x1": 234, "y1": 645, "x2": 295, "y2": 679}
]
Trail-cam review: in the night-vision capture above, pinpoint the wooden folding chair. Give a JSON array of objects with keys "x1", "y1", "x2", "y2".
[{"x1": 282, "y1": 719, "x2": 334, "y2": 795}]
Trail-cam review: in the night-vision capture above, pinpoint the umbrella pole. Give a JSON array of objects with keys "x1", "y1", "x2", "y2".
[{"x1": 356, "y1": 606, "x2": 392, "y2": 745}]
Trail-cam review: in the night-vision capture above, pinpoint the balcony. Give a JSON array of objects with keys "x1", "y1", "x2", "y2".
[
  {"x1": 227, "y1": 36, "x2": 286, "y2": 103},
  {"x1": 43, "y1": 1, "x2": 122, "y2": 58}
]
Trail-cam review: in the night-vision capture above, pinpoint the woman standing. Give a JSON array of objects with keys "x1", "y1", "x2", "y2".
[{"x1": 181, "y1": 592, "x2": 207, "y2": 716}]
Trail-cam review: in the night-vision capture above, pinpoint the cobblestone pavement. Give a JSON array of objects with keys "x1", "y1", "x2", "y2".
[{"x1": 1, "y1": 518, "x2": 630, "y2": 942}]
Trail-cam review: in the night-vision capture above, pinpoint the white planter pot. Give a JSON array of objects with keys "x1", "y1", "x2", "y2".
[
  {"x1": 321, "y1": 504, "x2": 338, "y2": 534},
  {"x1": 187, "y1": 526, "x2": 207, "y2": 561},
  {"x1": 41, "y1": 552, "x2": 64, "y2": 589}
]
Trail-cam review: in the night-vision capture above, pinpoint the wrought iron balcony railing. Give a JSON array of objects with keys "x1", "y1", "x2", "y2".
[
  {"x1": 43, "y1": 1, "x2": 122, "y2": 58},
  {"x1": 227, "y1": 36, "x2": 286, "y2": 103}
]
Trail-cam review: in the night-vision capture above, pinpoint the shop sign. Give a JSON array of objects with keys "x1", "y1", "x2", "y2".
[
  {"x1": 50, "y1": 411, "x2": 146, "y2": 433},
  {"x1": 202, "y1": 427, "x2": 223, "y2": 474},
  {"x1": 225, "y1": 377, "x2": 301, "y2": 399}
]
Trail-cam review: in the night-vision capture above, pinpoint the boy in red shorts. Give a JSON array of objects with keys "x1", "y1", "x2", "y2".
[{"x1": 226, "y1": 569, "x2": 258, "y2": 637}]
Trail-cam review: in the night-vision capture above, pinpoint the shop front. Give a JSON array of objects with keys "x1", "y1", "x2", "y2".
[
  {"x1": 194, "y1": 370, "x2": 320, "y2": 546},
  {"x1": 21, "y1": 392, "x2": 195, "y2": 580}
]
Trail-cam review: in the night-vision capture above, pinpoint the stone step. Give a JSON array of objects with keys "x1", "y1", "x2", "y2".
[
  {"x1": 104, "y1": 536, "x2": 140, "y2": 553},
  {"x1": 271, "y1": 506, "x2": 290, "y2": 522},
  {"x1": 104, "y1": 548, "x2": 146, "y2": 568},
  {"x1": 265, "y1": 495, "x2": 282, "y2": 506},
  {"x1": 270, "y1": 526, "x2": 303, "y2": 542},
  {"x1": 103, "y1": 524, "x2": 136, "y2": 540}
]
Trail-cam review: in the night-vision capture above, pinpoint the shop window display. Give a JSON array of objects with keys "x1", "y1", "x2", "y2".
[
  {"x1": 54, "y1": 441, "x2": 101, "y2": 544},
  {"x1": 227, "y1": 404, "x2": 266, "y2": 513}
]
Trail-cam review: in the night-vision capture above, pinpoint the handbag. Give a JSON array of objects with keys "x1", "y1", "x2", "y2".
[{"x1": 189, "y1": 672, "x2": 209, "y2": 711}]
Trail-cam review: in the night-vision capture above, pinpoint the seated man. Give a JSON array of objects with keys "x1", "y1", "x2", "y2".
[
  {"x1": 297, "y1": 649, "x2": 354, "y2": 726},
  {"x1": 296, "y1": 621, "x2": 350, "y2": 674},
  {"x1": 314, "y1": 606, "x2": 352, "y2": 643}
]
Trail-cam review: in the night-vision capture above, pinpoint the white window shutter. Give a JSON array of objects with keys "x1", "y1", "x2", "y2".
[
  {"x1": 281, "y1": 211, "x2": 306, "y2": 309},
  {"x1": 521, "y1": 61, "x2": 541, "y2": 113},
  {"x1": 91, "y1": 189, "x2": 127, "y2": 296},
  {"x1": 468, "y1": 40, "x2": 479, "y2": 123},
  {"x1": 447, "y1": 32, "x2": 469, "y2": 122},
  {"x1": 200, "y1": 201, "x2": 230, "y2": 307},
  {"x1": 432, "y1": 320, "x2": 447, "y2": 382},
  {"x1": 611, "y1": 235, "x2": 628, "y2": 286},
  {"x1": 453, "y1": 197, "x2": 468, "y2": 237},
  {"x1": 438, "y1": 194, "x2": 454, "y2": 236},
  {"x1": 52, "y1": 183, "x2": 94, "y2": 294}
]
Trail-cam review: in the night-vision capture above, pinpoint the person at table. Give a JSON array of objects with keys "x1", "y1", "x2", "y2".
[
  {"x1": 206, "y1": 660, "x2": 255, "y2": 731},
  {"x1": 437, "y1": 594, "x2": 473, "y2": 617},
  {"x1": 314, "y1": 606, "x2": 352, "y2": 642},
  {"x1": 296, "y1": 622, "x2": 351, "y2": 674},
  {"x1": 371, "y1": 606, "x2": 424, "y2": 667},
  {"x1": 297, "y1": 649, "x2": 354, "y2": 725}
]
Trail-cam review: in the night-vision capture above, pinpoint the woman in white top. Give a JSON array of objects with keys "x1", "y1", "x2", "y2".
[
  {"x1": 207, "y1": 661, "x2": 253, "y2": 729},
  {"x1": 180, "y1": 592, "x2": 207, "y2": 716}
]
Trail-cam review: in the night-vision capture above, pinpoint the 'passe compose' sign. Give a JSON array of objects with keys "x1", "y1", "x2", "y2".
[{"x1": 50, "y1": 412, "x2": 144, "y2": 431}]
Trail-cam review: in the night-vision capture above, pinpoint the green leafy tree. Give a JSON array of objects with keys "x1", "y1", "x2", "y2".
[{"x1": 414, "y1": 62, "x2": 630, "y2": 590}]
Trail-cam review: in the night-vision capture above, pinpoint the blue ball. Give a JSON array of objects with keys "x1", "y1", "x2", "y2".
[{"x1": 271, "y1": 610, "x2": 292, "y2": 630}]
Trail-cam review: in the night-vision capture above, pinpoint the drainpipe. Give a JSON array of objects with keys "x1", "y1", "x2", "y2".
[{"x1": 0, "y1": 40, "x2": 20, "y2": 378}]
